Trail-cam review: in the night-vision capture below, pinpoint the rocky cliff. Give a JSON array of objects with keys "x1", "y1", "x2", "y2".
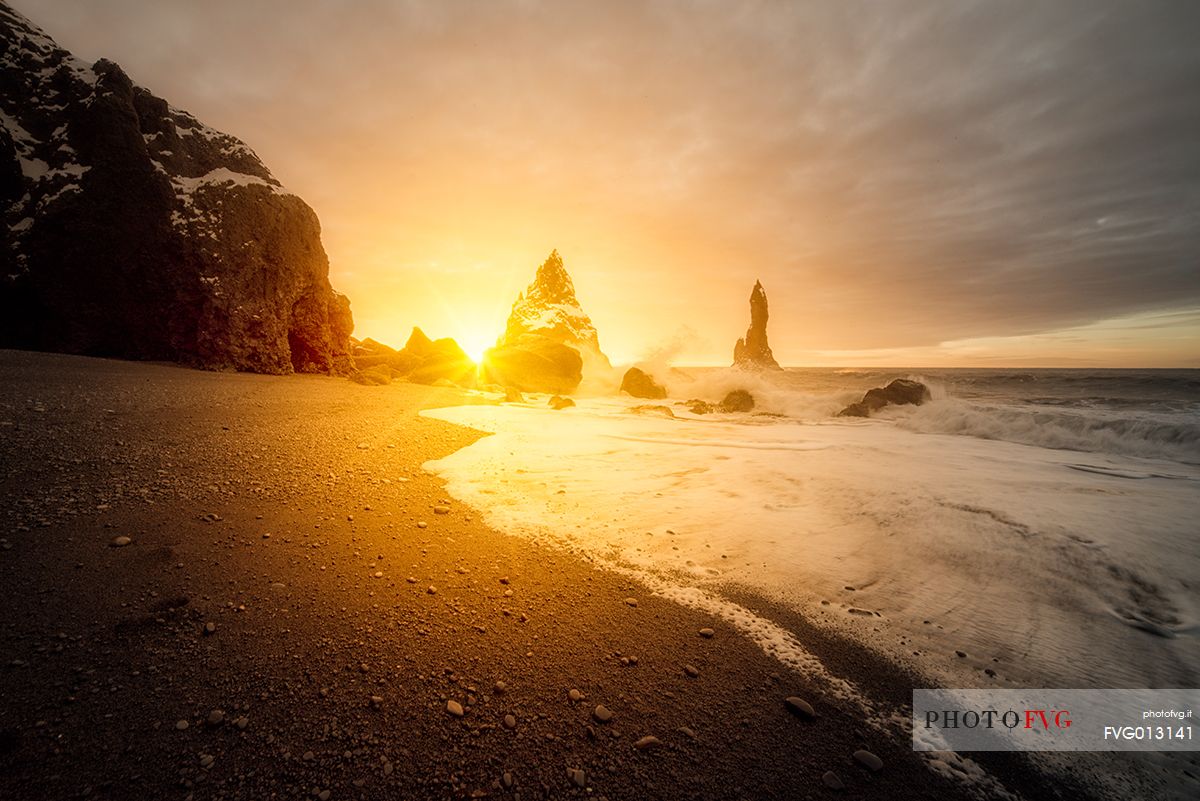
[
  {"x1": 733, "y1": 280, "x2": 782, "y2": 370},
  {"x1": 0, "y1": 2, "x2": 352, "y2": 373},
  {"x1": 483, "y1": 250, "x2": 609, "y2": 393}
]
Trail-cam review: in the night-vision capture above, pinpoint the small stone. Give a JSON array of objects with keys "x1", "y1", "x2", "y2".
[
  {"x1": 373, "y1": 571, "x2": 383, "y2": 578},
  {"x1": 822, "y1": 770, "x2": 845, "y2": 790},
  {"x1": 370, "y1": 695, "x2": 383, "y2": 708},
  {"x1": 593, "y1": 704, "x2": 613, "y2": 723},
  {"x1": 206, "y1": 709, "x2": 224, "y2": 726},
  {"x1": 501, "y1": 771, "x2": 513, "y2": 789},
  {"x1": 493, "y1": 681, "x2": 507, "y2": 694},
  {"x1": 784, "y1": 697, "x2": 816, "y2": 719},
  {"x1": 235, "y1": 716, "x2": 248, "y2": 730},
  {"x1": 383, "y1": 761, "x2": 394, "y2": 776},
  {"x1": 433, "y1": 506, "x2": 450, "y2": 515},
  {"x1": 699, "y1": 627, "x2": 714, "y2": 638},
  {"x1": 853, "y1": 749, "x2": 883, "y2": 772},
  {"x1": 956, "y1": 650, "x2": 967, "y2": 658},
  {"x1": 567, "y1": 768, "x2": 586, "y2": 788},
  {"x1": 203, "y1": 622, "x2": 216, "y2": 635},
  {"x1": 303, "y1": 750, "x2": 315, "y2": 761},
  {"x1": 199, "y1": 754, "x2": 214, "y2": 768},
  {"x1": 175, "y1": 719, "x2": 189, "y2": 731},
  {"x1": 427, "y1": 586, "x2": 437, "y2": 595},
  {"x1": 623, "y1": 597, "x2": 638, "y2": 607},
  {"x1": 447, "y1": 700, "x2": 464, "y2": 717},
  {"x1": 684, "y1": 665, "x2": 699, "y2": 678},
  {"x1": 568, "y1": 689, "x2": 583, "y2": 702},
  {"x1": 678, "y1": 726, "x2": 697, "y2": 740},
  {"x1": 111, "y1": 536, "x2": 131, "y2": 547},
  {"x1": 318, "y1": 790, "x2": 331, "y2": 801},
  {"x1": 417, "y1": 521, "x2": 427, "y2": 529},
  {"x1": 503, "y1": 714, "x2": 517, "y2": 730},
  {"x1": 634, "y1": 735, "x2": 662, "y2": 750}
]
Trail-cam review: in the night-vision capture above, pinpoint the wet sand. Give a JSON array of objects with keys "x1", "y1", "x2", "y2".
[{"x1": 0, "y1": 351, "x2": 1089, "y2": 800}]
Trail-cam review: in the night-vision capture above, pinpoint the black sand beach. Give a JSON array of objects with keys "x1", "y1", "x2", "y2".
[{"x1": 0, "y1": 351, "x2": 1106, "y2": 800}]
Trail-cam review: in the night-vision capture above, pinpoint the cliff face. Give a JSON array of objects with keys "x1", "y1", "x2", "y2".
[
  {"x1": 0, "y1": 2, "x2": 352, "y2": 373},
  {"x1": 483, "y1": 250, "x2": 609, "y2": 393},
  {"x1": 733, "y1": 280, "x2": 782, "y2": 370}
]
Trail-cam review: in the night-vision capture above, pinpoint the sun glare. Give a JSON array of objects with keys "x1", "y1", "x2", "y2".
[{"x1": 456, "y1": 331, "x2": 495, "y2": 364}]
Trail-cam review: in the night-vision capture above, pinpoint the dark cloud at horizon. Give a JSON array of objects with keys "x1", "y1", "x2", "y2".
[{"x1": 11, "y1": 0, "x2": 1200, "y2": 360}]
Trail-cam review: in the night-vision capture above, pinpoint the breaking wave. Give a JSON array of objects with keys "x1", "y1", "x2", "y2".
[{"x1": 881, "y1": 399, "x2": 1200, "y2": 464}]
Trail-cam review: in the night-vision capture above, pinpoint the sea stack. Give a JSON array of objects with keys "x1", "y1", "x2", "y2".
[
  {"x1": 732, "y1": 280, "x2": 782, "y2": 370},
  {"x1": 0, "y1": 2, "x2": 353, "y2": 374},
  {"x1": 483, "y1": 250, "x2": 610, "y2": 393}
]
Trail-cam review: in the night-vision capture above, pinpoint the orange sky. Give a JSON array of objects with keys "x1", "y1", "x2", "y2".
[{"x1": 17, "y1": 0, "x2": 1200, "y2": 367}]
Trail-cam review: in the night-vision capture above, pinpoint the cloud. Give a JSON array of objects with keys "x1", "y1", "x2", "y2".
[{"x1": 14, "y1": 0, "x2": 1200, "y2": 362}]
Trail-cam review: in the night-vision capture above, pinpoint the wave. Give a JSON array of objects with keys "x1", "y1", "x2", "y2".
[{"x1": 881, "y1": 399, "x2": 1200, "y2": 463}]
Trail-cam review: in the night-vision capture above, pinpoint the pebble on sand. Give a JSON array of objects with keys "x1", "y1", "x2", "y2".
[
  {"x1": 433, "y1": 506, "x2": 450, "y2": 515},
  {"x1": 493, "y1": 680, "x2": 507, "y2": 694},
  {"x1": 568, "y1": 689, "x2": 584, "y2": 702},
  {"x1": 503, "y1": 714, "x2": 517, "y2": 730},
  {"x1": 447, "y1": 700, "x2": 465, "y2": 717},
  {"x1": 634, "y1": 735, "x2": 662, "y2": 750},
  {"x1": 699, "y1": 627, "x2": 714, "y2": 638},
  {"x1": 623, "y1": 598, "x2": 638, "y2": 608},
  {"x1": 822, "y1": 770, "x2": 845, "y2": 790},
  {"x1": 684, "y1": 665, "x2": 700, "y2": 678},
  {"x1": 203, "y1": 622, "x2": 216, "y2": 635},
  {"x1": 784, "y1": 697, "x2": 816, "y2": 719},
  {"x1": 175, "y1": 719, "x2": 189, "y2": 731},
  {"x1": 853, "y1": 749, "x2": 883, "y2": 772},
  {"x1": 206, "y1": 709, "x2": 224, "y2": 726},
  {"x1": 567, "y1": 768, "x2": 586, "y2": 788},
  {"x1": 593, "y1": 704, "x2": 614, "y2": 723},
  {"x1": 110, "y1": 536, "x2": 131, "y2": 547},
  {"x1": 417, "y1": 521, "x2": 428, "y2": 529}
]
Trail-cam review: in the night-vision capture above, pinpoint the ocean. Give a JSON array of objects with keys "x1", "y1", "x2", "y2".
[{"x1": 423, "y1": 368, "x2": 1200, "y2": 698}]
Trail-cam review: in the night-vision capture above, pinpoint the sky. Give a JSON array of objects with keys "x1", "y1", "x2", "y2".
[{"x1": 15, "y1": 0, "x2": 1200, "y2": 366}]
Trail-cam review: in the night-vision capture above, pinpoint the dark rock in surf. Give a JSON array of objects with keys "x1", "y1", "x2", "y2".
[
  {"x1": 548, "y1": 395, "x2": 575, "y2": 410},
  {"x1": 719, "y1": 390, "x2": 755, "y2": 413},
  {"x1": 837, "y1": 378, "x2": 931, "y2": 418},
  {"x1": 732, "y1": 280, "x2": 782, "y2": 370},
  {"x1": 630, "y1": 405, "x2": 675, "y2": 418},
  {"x1": 680, "y1": 399, "x2": 714, "y2": 415},
  {"x1": 620, "y1": 367, "x2": 668, "y2": 399}
]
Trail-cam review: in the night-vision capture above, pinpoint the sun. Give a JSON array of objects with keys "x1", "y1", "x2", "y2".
[{"x1": 456, "y1": 330, "x2": 495, "y2": 364}]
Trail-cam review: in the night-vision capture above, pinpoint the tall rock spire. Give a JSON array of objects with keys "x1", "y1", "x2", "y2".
[
  {"x1": 484, "y1": 250, "x2": 610, "y2": 393},
  {"x1": 733, "y1": 280, "x2": 782, "y2": 370}
]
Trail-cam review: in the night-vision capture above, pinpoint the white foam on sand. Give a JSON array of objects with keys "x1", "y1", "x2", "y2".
[
  {"x1": 423, "y1": 397, "x2": 1200, "y2": 799},
  {"x1": 423, "y1": 399, "x2": 1200, "y2": 692}
]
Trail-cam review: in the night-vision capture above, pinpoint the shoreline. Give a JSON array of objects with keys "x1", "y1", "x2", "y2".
[{"x1": 0, "y1": 350, "x2": 1107, "y2": 800}]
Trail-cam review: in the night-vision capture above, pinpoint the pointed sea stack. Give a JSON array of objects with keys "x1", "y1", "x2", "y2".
[
  {"x1": 483, "y1": 250, "x2": 610, "y2": 393},
  {"x1": 0, "y1": 2, "x2": 352, "y2": 373},
  {"x1": 732, "y1": 280, "x2": 782, "y2": 370}
]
